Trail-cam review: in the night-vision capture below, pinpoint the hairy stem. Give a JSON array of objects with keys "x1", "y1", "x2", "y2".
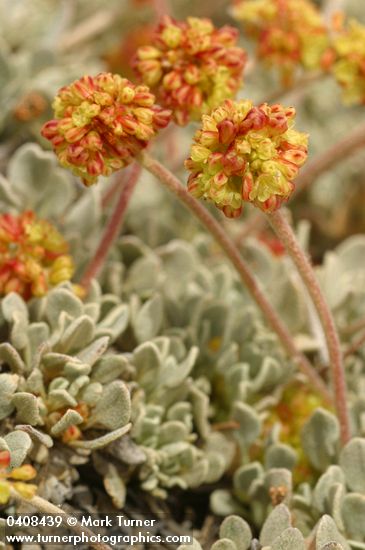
[
  {"x1": 344, "y1": 330, "x2": 365, "y2": 359},
  {"x1": 267, "y1": 209, "x2": 350, "y2": 444},
  {"x1": 139, "y1": 151, "x2": 332, "y2": 403},
  {"x1": 152, "y1": 0, "x2": 170, "y2": 18},
  {"x1": 81, "y1": 163, "x2": 141, "y2": 290},
  {"x1": 101, "y1": 169, "x2": 129, "y2": 209},
  {"x1": 295, "y1": 120, "x2": 365, "y2": 194},
  {"x1": 232, "y1": 211, "x2": 267, "y2": 247},
  {"x1": 342, "y1": 317, "x2": 365, "y2": 336},
  {"x1": 59, "y1": 9, "x2": 118, "y2": 52},
  {"x1": 262, "y1": 71, "x2": 325, "y2": 104},
  {"x1": 10, "y1": 491, "x2": 112, "y2": 550}
]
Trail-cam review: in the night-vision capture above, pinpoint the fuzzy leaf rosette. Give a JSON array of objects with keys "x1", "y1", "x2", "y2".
[
  {"x1": 186, "y1": 99, "x2": 308, "y2": 217},
  {"x1": 41, "y1": 73, "x2": 171, "y2": 185},
  {"x1": 133, "y1": 16, "x2": 247, "y2": 125},
  {"x1": 178, "y1": 504, "x2": 355, "y2": 550},
  {"x1": 125, "y1": 337, "x2": 236, "y2": 498},
  {"x1": 0, "y1": 284, "x2": 132, "y2": 456}
]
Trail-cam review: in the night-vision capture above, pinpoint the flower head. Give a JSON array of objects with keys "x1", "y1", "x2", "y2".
[
  {"x1": 331, "y1": 20, "x2": 365, "y2": 105},
  {"x1": 0, "y1": 451, "x2": 37, "y2": 504},
  {"x1": 263, "y1": 381, "x2": 326, "y2": 483},
  {"x1": 0, "y1": 211, "x2": 74, "y2": 300},
  {"x1": 232, "y1": 0, "x2": 330, "y2": 85},
  {"x1": 186, "y1": 99, "x2": 308, "y2": 217},
  {"x1": 133, "y1": 16, "x2": 247, "y2": 125},
  {"x1": 41, "y1": 73, "x2": 171, "y2": 185},
  {"x1": 13, "y1": 91, "x2": 48, "y2": 122}
]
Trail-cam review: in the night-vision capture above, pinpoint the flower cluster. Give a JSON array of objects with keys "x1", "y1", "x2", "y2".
[
  {"x1": 263, "y1": 381, "x2": 326, "y2": 483},
  {"x1": 231, "y1": 0, "x2": 330, "y2": 85},
  {"x1": 0, "y1": 450, "x2": 37, "y2": 504},
  {"x1": 185, "y1": 99, "x2": 308, "y2": 217},
  {"x1": 133, "y1": 16, "x2": 247, "y2": 125},
  {"x1": 41, "y1": 73, "x2": 171, "y2": 185},
  {"x1": 0, "y1": 211, "x2": 74, "y2": 300},
  {"x1": 13, "y1": 91, "x2": 48, "y2": 122},
  {"x1": 331, "y1": 20, "x2": 365, "y2": 105}
]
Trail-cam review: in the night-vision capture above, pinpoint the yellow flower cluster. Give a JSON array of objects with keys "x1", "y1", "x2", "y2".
[
  {"x1": 0, "y1": 451, "x2": 37, "y2": 504},
  {"x1": 263, "y1": 382, "x2": 326, "y2": 484},
  {"x1": 0, "y1": 211, "x2": 74, "y2": 300},
  {"x1": 133, "y1": 16, "x2": 247, "y2": 125},
  {"x1": 186, "y1": 99, "x2": 308, "y2": 217},
  {"x1": 232, "y1": 0, "x2": 330, "y2": 85},
  {"x1": 332, "y1": 20, "x2": 365, "y2": 105},
  {"x1": 41, "y1": 73, "x2": 171, "y2": 185}
]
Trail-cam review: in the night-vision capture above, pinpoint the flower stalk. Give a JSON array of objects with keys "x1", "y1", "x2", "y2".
[
  {"x1": 267, "y1": 209, "x2": 351, "y2": 444},
  {"x1": 344, "y1": 330, "x2": 365, "y2": 359},
  {"x1": 101, "y1": 170, "x2": 129, "y2": 209},
  {"x1": 152, "y1": 0, "x2": 170, "y2": 18},
  {"x1": 139, "y1": 150, "x2": 332, "y2": 404},
  {"x1": 81, "y1": 163, "x2": 142, "y2": 290},
  {"x1": 294, "y1": 119, "x2": 365, "y2": 195}
]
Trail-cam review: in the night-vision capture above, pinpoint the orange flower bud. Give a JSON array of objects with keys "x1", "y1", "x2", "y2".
[
  {"x1": 0, "y1": 451, "x2": 10, "y2": 471},
  {"x1": 61, "y1": 425, "x2": 82, "y2": 443}
]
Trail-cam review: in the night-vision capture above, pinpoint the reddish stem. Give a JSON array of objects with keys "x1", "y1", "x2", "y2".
[
  {"x1": 295, "y1": 120, "x2": 365, "y2": 195},
  {"x1": 139, "y1": 151, "x2": 332, "y2": 404},
  {"x1": 164, "y1": 125, "x2": 179, "y2": 169},
  {"x1": 267, "y1": 209, "x2": 351, "y2": 444},
  {"x1": 101, "y1": 170, "x2": 128, "y2": 209},
  {"x1": 344, "y1": 330, "x2": 365, "y2": 359},
  {"x1": 212, "y1": 421, "x2": 241, "y2": 431},
  {"x1": 233, "y1": 211, "x2": 267, "y2": 247},
  {"x1": 262, "y1": 71, "x2": 325, "y2": 104},
  {"x1": 342, "y1": 317, "x2": 365, "y2": 336},
  {"x1": 152, "y1": 0, "x2": 169, "y2": 18},
  {"x1": 81, "y1": 163, "x2": 142, "y2": 290}
]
